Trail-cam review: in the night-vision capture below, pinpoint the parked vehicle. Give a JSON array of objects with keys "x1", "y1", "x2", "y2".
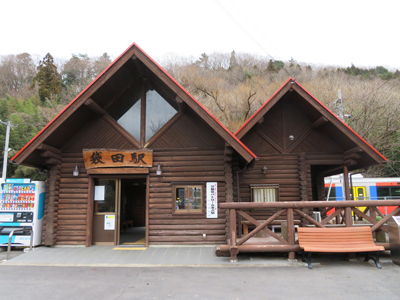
[{"x1": 324, "y1": 174, "x2": 400, "y2": 215}]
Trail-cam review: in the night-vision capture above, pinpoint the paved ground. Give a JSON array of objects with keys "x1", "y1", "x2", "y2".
[
  {"x1": 1, "y1": 246, "x2": 400, "y2": 299},
  {"x1": 1, "y1": 245, "x2": 305, "y2": 267}
]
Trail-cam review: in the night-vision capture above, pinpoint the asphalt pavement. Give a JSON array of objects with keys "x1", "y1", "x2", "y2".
[
  {"x1": 1, "y1": 263, "x2": 400, "y2": 300},
  {"x1": 1, "y1": 246, "x2": 399, "y2": 299}
]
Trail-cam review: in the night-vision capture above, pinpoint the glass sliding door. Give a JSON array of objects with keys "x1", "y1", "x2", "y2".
[{"x1": 92, "y1": 179, "x2": 121, "y2": 245}]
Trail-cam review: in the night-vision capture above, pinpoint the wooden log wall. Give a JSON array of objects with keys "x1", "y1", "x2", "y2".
[
  {"x1": 55, "y1": 152, "x2": 88, "y2": 245},
  {"x1": 148, "y1": 148, "x2": 227, "y2": 244},
  {"x1": 232, "y1": 154, "x2": 312, "y2": 221},
  {"x1": 42, "y1": 165, "x2": 60, "y2": 245},
  {"x1": 224, "y1": 145, "x2": 234, "y2": 242}
]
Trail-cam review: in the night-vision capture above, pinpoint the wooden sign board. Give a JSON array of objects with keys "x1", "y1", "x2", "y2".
[{"x1": 83, "y1": 149, "x2": 153, "y2": 169}]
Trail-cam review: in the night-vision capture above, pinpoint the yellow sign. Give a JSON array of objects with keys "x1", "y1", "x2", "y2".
[{"x1": 83, "y1": 149, "x2": 153, "y2": 169}]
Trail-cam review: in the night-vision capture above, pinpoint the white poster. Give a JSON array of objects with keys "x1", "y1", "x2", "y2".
[
  {"x1": 104, "y1": 215, "x2": 115, "y2": 230},
  {"x1": 94, "y1": 185, "x2": 105, "y2": 201},
  {"x1": 206, "y1": 182, "x2": 218, "y2": 218}
]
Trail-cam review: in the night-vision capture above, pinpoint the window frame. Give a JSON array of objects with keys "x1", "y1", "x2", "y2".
[
  {"x1": 250, "y1": 184, "x2": 279, "y2": 203},
  {"x1": 172, "y1": 183, "x2": 205, "y2": 215}
]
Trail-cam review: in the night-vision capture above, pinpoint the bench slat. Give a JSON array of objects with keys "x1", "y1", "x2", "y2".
[{"x1": 297, "y1": 226, "x2": 383, "y2": 253}]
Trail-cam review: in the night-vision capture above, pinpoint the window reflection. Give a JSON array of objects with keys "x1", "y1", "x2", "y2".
[{"x1": 146, "y1": 90, "x2": 177, "y2": 142}]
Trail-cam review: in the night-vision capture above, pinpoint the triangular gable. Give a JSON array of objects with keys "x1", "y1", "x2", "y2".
[
  {"x1": 235, "y1": 77, "x2": 386, "y2": 165},
  {"x1": 12, "y1": 43, "x2": 256, "y2": 166}
]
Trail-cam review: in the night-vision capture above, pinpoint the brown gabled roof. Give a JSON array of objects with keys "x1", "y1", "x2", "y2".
[
  {"x1": 235, "y1": 77, "x2": 386, "y2": 167},
  {"x1": 12, "y1": 43, "x2": 256, "y2": 167}
]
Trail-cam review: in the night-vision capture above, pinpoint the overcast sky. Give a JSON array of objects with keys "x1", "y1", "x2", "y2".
[{"x1": 1, "y1": 0, "x2": 399, "y2": 69}]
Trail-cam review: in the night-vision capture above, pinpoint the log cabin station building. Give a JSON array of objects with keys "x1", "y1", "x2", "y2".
[{"x1": 11, "y1": 43, "x2": 396, "y2": 261}]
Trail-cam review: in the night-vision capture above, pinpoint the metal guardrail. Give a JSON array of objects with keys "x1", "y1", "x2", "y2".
[{"x1": 6, "y1": 227, "x2": 33, "y2": 260}]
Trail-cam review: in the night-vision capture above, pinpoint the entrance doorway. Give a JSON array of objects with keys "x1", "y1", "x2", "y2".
[
  {"x1": 120, "y1": 179, "x2": 146, "y2": 246},
  {"x1": 92, "y1": 178, "x2": 147, "y2": 246}
]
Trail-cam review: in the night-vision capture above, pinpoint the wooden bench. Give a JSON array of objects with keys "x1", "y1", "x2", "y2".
[{"x1": 297, "y1": 227, "x2": 385, "y2": 269}]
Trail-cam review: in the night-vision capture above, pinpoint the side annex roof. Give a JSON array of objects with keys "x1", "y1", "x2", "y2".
[{"x1": 235, "y1": 77, "x2": 386, "y2": 169}]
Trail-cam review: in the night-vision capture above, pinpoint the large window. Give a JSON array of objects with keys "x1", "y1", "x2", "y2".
[
  {"x1": 377, "y1": 186, "x2": 400, "y2": 199},
  {"x1": 109, "y1": 80, "x2": 179, "y2": 146},
  {"x1": 173, "y1": 185, "x2": 203, "y2": 214},
  {"x1": 250, "y1": 184, "x2": 279, "y2": 202}
]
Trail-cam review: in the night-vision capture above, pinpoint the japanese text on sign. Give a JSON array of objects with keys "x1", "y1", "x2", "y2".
[
  {"x1": 206, "y1": 182, "x2": 218, "y2": 218},
  {"x1": 83, "y1": 149, "x2": 153, "y2": 169}
]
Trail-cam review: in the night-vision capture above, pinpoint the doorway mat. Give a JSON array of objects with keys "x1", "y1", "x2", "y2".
[{"x1": 123, "y1": 238, "x2": 146, "y2": 245}]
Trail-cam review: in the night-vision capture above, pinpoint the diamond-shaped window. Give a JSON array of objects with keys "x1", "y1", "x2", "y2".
[{"x1": 113, "y1": 87, "x2": 177, "y2": 144}]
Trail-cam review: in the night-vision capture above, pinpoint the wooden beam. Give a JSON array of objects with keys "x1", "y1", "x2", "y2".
[
  {"x1": 84, "y1": 98, "x2": 106, "y2": 116},
  {"x1": 311, "y1": 116, "x2": 328, "y2": 129},
  {"x1": 102, "y1": 115, "x2": 141, "y2": 149},
  {"x1": 37, "y1": 143, "x2": 61, "y2": 155},
  {"x1": 287, "y1": 208, "x2": 295, "y2": 260},
  {"x1": 236, "y1": 210, "x2": 288, "y2": 245},
  {"x1": 145, "y1": 112, "x2": 183, "y2": 148},
  {"x1": 287, "y1": 127, "x2": 314, "y2": 153},
  {"x1": 131, "y1": 55, "x2": 147, "y2": 75},
  {"x1": 344, "y1": 153, "x2": 362, "y2": 160},
  {"x1": 176, "y1": 96, "x2": 187, "y2": 113},
  {"x1": 293, "y1": 208, "x2": 324, "y2": 227},
  {"x1": 229, "y1": 209, "x2": 238, "y2": 261},
  {"x1": 371, "y1": 207, "x2": 400, "y2": 232},
  {"x1": 103, "y1": 76, "x2": 141, "y2": 110},
  {"x1": 46, "y1": 158, "x2": 61, "y2": 165},
  {"x1": 343, "y1": 159, "x2": 357, "y2": 166},
  {"x1": 343, "y1": 165, "x2": 351, "y2": 201},
  {"x1": 235, "y1": 83, "x2": 292, "y2": 139},
  {"x1": 256, "y1": 129, "x2": 283, "y2": 153},
  {"x1": 140, "y1": 80, "x2": 146, "y2": 146},
  {"x1": 344, "y1": 147, "x2": 364, "y2": 156},
  {"x1": 87, "y1": 168, "x2": 149, "y2": 174},
  {"x1": 40, "y1": 150, "x2": 61, "y2": 160}
]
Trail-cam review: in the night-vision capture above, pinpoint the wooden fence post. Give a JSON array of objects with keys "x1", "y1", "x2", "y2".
[
  {"x1": 229, "y1": 208, "x2": 239, "y2": 262},
  {"x1": 287, "y1": 208, "x2": 295, "y2": 260}
]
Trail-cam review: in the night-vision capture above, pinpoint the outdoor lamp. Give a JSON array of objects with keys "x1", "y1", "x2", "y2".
[
  {"x1": 262, "y1": 165, "x2": 268, "y2": 175},
  {"x1": 156, "y1": 163, "x2": 162, "y2": 176},
  {"x1": 73, "y1": 164, "x2": 80, "y2": 177}
]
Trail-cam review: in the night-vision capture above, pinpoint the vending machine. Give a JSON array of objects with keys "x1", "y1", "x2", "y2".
[{"x1": 0, "y1": 179, "x2": 45, "y2": 247}]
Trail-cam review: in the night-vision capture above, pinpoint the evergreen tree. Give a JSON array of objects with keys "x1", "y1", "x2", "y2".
[
  {"x1": 196, "y1": 53, "x2": 209, "y2": 69},
  {"x1": 229, "y1": 51, "x2": 237, "y2": 69},
  {"x1": 273, "y1": 60, "x2": 284, "y2": 71},
  {"x1": 31, "y1": 53, "x2": 62, "y2": 102},
  {"x1": 266, "y1": 59, "x2": 277, "y2": 72}
]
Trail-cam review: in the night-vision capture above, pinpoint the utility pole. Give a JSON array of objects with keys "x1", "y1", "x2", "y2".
[
  {"x1": 334, "y1": 89, "x2": 351, "y2": 123},
  {"x1": 337, "y1": 89, "x2": 344, "y2": 121},
  {"x1": 0, "y1": 120, "x2": 13, "y2": 183}
]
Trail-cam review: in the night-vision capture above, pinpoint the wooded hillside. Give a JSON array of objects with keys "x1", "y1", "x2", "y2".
[{"x1": 1, "y1": 51, "x2": 399, "y2": 178}]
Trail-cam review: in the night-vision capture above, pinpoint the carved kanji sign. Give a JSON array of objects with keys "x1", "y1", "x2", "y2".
[{"x1": 83, "y1": 149, "x2": 153, "y2": 169}]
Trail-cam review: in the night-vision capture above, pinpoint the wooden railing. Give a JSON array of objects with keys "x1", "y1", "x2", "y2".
[{"x1": 218, "y1": 200, "x2": 400, "y2": 261}]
